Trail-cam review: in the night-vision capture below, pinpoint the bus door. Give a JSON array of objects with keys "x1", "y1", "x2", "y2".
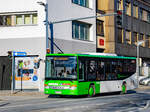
[
  {"x1": 78, "y1": 58, "x2": 100, "y2": 95},
  {"x1": 78, "y1": 59, "x2": 88, "y2": 95}
]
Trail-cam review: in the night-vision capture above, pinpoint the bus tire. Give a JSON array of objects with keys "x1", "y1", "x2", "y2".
[{"x1": 88, "y1": 85, "x2": 95, "y2": 97}]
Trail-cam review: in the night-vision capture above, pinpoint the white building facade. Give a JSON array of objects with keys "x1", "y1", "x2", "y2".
[
  {"x1": 0, "y1": 0, "x2": 96, "y2": 91},
  {"x1": 48, "y1": 0, "x2": 96, "y2": 53}
]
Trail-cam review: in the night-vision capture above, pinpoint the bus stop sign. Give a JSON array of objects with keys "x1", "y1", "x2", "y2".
[{"x1": 13, "y1": 52, "x2": 27, "y2": 57}]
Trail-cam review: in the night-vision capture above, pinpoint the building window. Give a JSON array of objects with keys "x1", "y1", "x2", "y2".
[
  {"x1": 125, "y1": 1, "x2": 131, "y2": 16},
  {"x1": 133, "y1": 5, "x2": 138, "y2": 18},
  {"x1": 24, "y1": 14, "x2": 31, "y2": 24},
  {"x1": 117, "y1": 0, "x2": 122, "y2": 10},
  {"x1": 143, "y1": 10, "x2": 148, "y2": 21},
  {"x1": 16, "y1": 15, "x2": 23, "y2": 25},
  {"x1": 96, "y1": 20, "x2": 104, "y2": 36},
  {"x1": 133, "y1": 32, "x2": 137, "y2": 45},
  {"x1": 125, "y1": 30, "x2": 131, "y2": 44},
  {"x1": 139, "y1": 34, "x2": 144, "y2": 47},
  {"x1": 147, "y1": 12, "x2": 150, "y2": 22},
  {"x1": 117, "y1": 28, "x2": 122, "y2": 43},
  {"x1": 139, "y1": 8, "x2": 143, "y2": 20},
  {"x1": 72, "y1": 0, "x2": 89, "y2": 8},
  {"x1": 0, "y1": 12, "x2": 37, "y2": 27},
  {"x1": 0, "y1": 15, "x2": 12, "y2": 26},
  {"x1": 139, "y1": 33, "x2": 143, "y2": 41},
  {"x1": 145, "y1": 36, "x2": 150, "y2": 48},
  {"x1": 32, "y1": 14, "x2": 37, "y2": 24},
  {"x1": 72, "y1": 21, "x2": 90, "y2": 41}
]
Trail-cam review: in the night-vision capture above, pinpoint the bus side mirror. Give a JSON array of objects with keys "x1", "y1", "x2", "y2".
[{"x1": 35, "y1": 59, "x2": 45, "y2": 69}]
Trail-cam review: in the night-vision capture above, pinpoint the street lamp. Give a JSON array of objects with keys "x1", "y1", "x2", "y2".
[
  {"x1": 37, "y1": 1, "x2": 53, "y2": 53},
  {"x1": 137, "y1": 39, "x2": 149, "y2": 87}
]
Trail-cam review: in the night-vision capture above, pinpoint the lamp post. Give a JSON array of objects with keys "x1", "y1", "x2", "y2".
[
  {"x1": 137, "y1": 39, "x2": 149, "y2": 87},
  {"x1": 37, "y1": 1, "x2": 50, "y2": 53}
]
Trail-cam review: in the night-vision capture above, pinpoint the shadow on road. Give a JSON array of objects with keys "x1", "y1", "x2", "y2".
[
  {"x1": 47, "y1": 90, "x2": 137, "y2": 99},
  {"x1": 0, "y1": 103, "x2": 10, "y2": 107}
]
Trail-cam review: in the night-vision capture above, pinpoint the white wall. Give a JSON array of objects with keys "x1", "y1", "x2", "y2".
[
  {"x1": 0, "y1": 0, "x2": 47, "y2": 91},
  {"x1": 47, "y1": 0, "x2": 96, "y2": 43},
  {"x1": 0, "y1": 0, "x2": 46, "y2": 39}
]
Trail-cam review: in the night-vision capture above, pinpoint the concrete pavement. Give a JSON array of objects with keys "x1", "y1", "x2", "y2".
[{"x1": 0, "y1": 90, "x2": 46, "y2": 97}]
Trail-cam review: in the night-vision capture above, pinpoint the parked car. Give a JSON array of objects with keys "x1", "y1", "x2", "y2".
[
  {"x1": 139, "y1": 77, "x2": 150, "y2": 86},
  {"x1": 139, "y1": 76, "x2": 147, "y2": 82}
]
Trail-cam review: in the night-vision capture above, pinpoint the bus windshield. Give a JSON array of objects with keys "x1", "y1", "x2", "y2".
[{"x1": 45, "y1": 56, "x2": 77, "y2": 80}]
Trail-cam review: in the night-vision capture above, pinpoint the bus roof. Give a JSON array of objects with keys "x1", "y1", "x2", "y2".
[{"x1": 46, "y1": 53, "x2": 136, "y2": 59}]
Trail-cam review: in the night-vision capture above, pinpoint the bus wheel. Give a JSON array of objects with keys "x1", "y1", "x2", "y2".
[{"x1": 88, "y1": 85, "x2": 95, "y2": 97}]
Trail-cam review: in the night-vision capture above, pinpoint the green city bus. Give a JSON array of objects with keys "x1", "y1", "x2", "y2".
[{"x1": 44, "y1": 53, "x2": 137, "y2": 97}]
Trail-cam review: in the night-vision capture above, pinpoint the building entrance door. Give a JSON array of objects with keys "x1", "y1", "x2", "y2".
[{"x1": 0, "y1": 56, "x2": 12, "y2": 90}]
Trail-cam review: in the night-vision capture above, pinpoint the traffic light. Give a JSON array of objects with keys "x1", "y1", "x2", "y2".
[
  {"x1": 7, "y1": 51, "x2": 12, "y2": 59},
  {"x1": 46, "y1": 48, "x2": 50, "y2": 54},
  {"x1": 116, "y1": 10, "x2": 123, "y2": 26}
]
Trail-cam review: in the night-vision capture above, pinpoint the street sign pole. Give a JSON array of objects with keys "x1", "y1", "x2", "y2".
[
  {"x1": 11, "y1": 52, "x2": 14, "y2": 94},
  {"x1": 10, "y1": 51, "x2": 27, "y2": 93},
  {"x1": 21, "y1": 68, "x2": 23, "y2": 91}
]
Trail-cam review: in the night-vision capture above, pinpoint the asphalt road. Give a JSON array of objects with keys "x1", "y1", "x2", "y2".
[{"x1": 1, "y1": 90, "x2": 150, "y2": 112}]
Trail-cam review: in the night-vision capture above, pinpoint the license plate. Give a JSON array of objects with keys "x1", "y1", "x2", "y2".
[{"x1": 55, "y1": 91, "x2": 62, "y2": 94}]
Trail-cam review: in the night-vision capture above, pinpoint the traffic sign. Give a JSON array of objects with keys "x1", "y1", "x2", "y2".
[{"x1": 13, "y1": 52, "x2": 27, "y2": 56}]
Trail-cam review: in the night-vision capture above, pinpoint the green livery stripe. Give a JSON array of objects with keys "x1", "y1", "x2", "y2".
[{"x1": 46, "y1": 54, "x2": 136, "y2": 60}]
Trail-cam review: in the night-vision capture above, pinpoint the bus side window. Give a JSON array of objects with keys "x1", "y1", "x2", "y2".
[
  {"x1": 79, "y1": 61, "x2": 85, "y2": 81},
  {"x1": 97, "y1": 61, "x2": 105, "y2": 81},
  {"x1": 105, "y1": 60, "x2": 112, "y2": 80},
  {"x1": 87, "y1": 60, "x2": 96, "y2": 81}
]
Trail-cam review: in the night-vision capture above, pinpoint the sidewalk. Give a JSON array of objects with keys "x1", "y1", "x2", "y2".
[
  {"x1": 136, "y1": 85, "x2": 150, "y2": 91},
  {"x1": 0, "y1": 90, "x2": 47, "y2": 97},
  {"x1": 0, "y1": 90, "x2": 48, "y2": 102}
]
